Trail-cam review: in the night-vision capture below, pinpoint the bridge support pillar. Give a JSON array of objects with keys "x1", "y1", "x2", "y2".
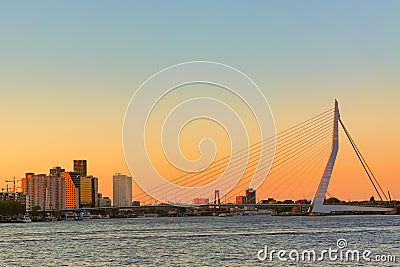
[{"x1": 311, "y1": 100, "x2": 393, "y2": 214}]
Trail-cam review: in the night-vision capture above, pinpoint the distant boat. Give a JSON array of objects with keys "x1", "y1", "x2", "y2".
[
  {"x1": 243, "y1": 210, "x2": 273, "y2": 216},
  {"x1": 80, "y1": 212, "x2": 91, "y2": 220},
  {"x1": 144, "y1": 213, "x2": 158, "y2": 218},
  {"x1": 45, "y1": 215, "x2": 57, "y2": 222},
  {"x1": 65, "y1": 212, "x2": 78, "y2": 221},
  {"x1": 218, "y1": 213, "x2": 227, "y2": 217},
  {"x1": 256, "y1": 210, "x2": 274, "y2": 216},
  {"x1": 19, "y1": 215, "x2": 32, "y2": 223}
]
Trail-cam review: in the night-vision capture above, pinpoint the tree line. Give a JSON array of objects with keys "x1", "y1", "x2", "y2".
[{"x1": 0, "y1": 201, "x2": 25, "y2": 215}]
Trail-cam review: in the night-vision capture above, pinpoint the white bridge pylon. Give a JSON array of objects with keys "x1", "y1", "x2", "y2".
[{"x1": 311, "y1": 99, "x2": 393, "y2": 214}]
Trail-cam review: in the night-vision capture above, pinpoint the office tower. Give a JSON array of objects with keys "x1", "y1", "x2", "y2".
[
  {"x1": 91, "y1": 176, "x2": 98, "y2": 208},
  {"x1": 246, "y1": 188, "x2": 256, "y2": 204},
  {"x1": 113, "y1": 173, "x2": 132, "y2": 206},
  {"x1": 79, "y1": 175, "x2": 98, "y2": 208},
  {"x1": 73, "y1": 160, "x2": 87, "y2": 177},
  {"x1": 80, "y1": 177, "x2": 92, "y2": 208}
]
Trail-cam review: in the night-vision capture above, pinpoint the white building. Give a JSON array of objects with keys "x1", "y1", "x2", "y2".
[{"x1": 113, "y1": 173, "x2": 132, "y2": 206}]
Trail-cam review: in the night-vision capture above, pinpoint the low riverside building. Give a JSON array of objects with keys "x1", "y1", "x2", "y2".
[
  {"x1": 236, "y1": 196, "x2": 246, "y2": 204},
  {"x1": 193, "y1": 198, "x2": 209, "y2": 204},
  {"x1": 97, "y1": 193, "x2": 111, "y2": 207},
  {"x1": 0, "y1": 191, "x2": 29, "y2": 211}
]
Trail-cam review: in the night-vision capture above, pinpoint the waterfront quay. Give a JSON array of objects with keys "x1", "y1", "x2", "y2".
[{"x1": 30, "y1": 201, "x2": 399, "y2": 221}]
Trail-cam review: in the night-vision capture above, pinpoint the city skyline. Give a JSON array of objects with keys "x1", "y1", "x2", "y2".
[{"x1": 1, "y1": 1, "x2": 399, "y2": 201}]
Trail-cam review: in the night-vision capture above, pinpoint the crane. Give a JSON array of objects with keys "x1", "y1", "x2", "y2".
[
  {"x1": 5, "y1": 177, "x2": 21, "y2": 192},
  {"x1": 1, "y1": 185, "x2": 10, "y2": 192}
]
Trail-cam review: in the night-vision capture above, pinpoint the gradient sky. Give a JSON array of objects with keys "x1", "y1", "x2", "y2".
[{"x1": 1, "y1": 1, "x2": 399, "y2": 201}]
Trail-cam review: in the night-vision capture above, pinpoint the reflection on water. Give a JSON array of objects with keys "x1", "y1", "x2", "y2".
[{"x1": 0, "y1": 215, "x2": 398, "y2": 266}]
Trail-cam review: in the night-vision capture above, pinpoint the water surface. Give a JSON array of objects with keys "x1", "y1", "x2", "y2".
[{"x1": 0, "y1": 215, "x2": 398, "y2": 266}]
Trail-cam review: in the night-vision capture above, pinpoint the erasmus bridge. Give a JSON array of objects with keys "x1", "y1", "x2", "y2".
[
  {"x1": 112, "y1": 99, "x2": 391, "y2": 215},
  {"x1": 72, "y1": 100, "x2": 394, "y2": 215}
]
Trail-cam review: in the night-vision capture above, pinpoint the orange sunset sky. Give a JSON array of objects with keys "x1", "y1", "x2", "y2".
[{"x1": 1, "y1": 2, "x2": 399, "y2": 202}]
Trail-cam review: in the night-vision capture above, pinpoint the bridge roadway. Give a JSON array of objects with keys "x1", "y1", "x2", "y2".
[{"x1": 38, "y1": 203, "x2": 311, "y2": 213}]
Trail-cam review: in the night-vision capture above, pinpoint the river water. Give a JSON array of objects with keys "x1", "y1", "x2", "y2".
[{"x1": 0, "y1": 215, "x2": 398, "y2": 266}]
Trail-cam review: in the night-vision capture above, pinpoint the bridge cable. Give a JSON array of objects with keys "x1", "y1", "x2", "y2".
[
  {"x1": 246, "y1": 137, "x2": 331, "y2": 201},
  {"x1": 178, "y1": 126, "x2": 333, "y2": 203},
  {"x1": 339, "y1": 118, "x2": 388, "y2": 201},
  {"x1": 139, "y1": 112, "x2": 333, "y2": 203},
  {"x1": 135, "y1": 108, "x2": 333, "y2": 201}
]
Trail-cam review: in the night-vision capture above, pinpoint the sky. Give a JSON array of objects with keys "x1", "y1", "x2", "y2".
[{"x1": 1, "y1": 1, "x2": 399, "y2": 201}]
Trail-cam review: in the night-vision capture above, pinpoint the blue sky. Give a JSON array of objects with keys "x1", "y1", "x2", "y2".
[{"x1": 2, "y1": 1, "x2": 399, "y2": 86}]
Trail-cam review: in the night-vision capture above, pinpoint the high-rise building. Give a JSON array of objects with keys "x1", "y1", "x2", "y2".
[
  {"x1": 21, "y1": 168, "x2": 79, "y2": 210},
  {"x1": 79, "y1": 175, "x2": 98, "y2": 208},
  {"x1": 92, "y1": 176, "x2": 98, "y2": 208},
  {"x1": 246, "y1": 188, "x2": 256, "y2": 204},
  {"x1": 22, "y1": 173, "x2": 47, "y2": 209},
  {"x1": 80, "y1": 177, "x2": 92, "y2": 208},
  {"x1": 113, "y1": 173, "x2": 132, "y2": 207},
  {"x1": 48, "y1": 167, "x2": 65, "y2": 210},
  {"x1": 73, "y1": 160, "x2": 87, "y2": 177},
  {"x1": 22, "y1": 171, "x2": 65, "y2": 210},
  {"x1": 61, "y1": 172, "x2": 79, "y2": 209}
]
